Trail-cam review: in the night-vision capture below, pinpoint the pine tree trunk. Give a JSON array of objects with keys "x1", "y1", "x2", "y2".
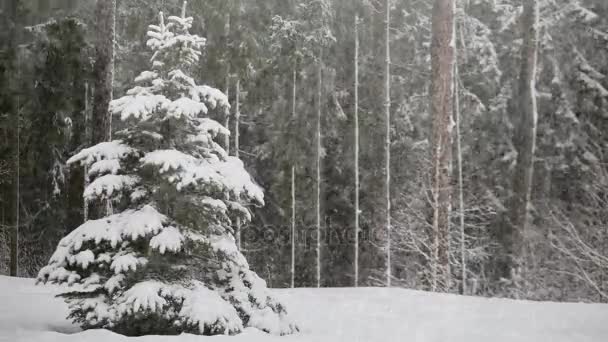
[
  {"x1": 11, "y1": 77, "x2": 20, "y2": 278},
  {"x1": 291, "y1": 68, "x2": 297, "y2": 289},
  {"x1": 91, "y1": 0, "x2": 116, "y2": 219},
  {"x1": 503, "y1": 0, "x2": 539, "y2": 280},
  {"x1": 92, "y1": 0, "x2": 115, "y2": 145},
  {"x1": 430, "y1": 0, "x2": 455, "y2": 292},
  {"x1": 454, "y1": 25, "x2": 466, "y2": 295},
  {"x1": 224, "y1": 14, "x2": 231, "y2": 154},
  {"x1": 354, "y1": 14, "x2": 360, "y2": 288},
  {"x1": 224, "y1": 70, "x2": 231, "y2": 154},
  {"x1": 235, "y1": 79, "x2": 241, "y2": 250},
  {"x1": 8, "y1": 0, "x2": 20, "y2": 277},
  {"x1": 84, "y1": 82, "x2": 90, "y2": 222},
  {"x1": 384, "y1": 0, "x2": 392, "y2": 288},
  {"x1": 316, "y1": 49, "x2": 323, "y2": 289},
  {"x1": 291, "y1": 165, "x2": 296, "y2": 288}
]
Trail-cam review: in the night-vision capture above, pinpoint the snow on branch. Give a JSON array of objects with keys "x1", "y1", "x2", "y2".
[
  {"x1": 190, "y1": 118, "x2": 231, "y2": 143},
  {"x1": 88, "y1": 159, "x2": 121, "y2": 179},
  {"x1": 67, "y1": 141, "x2": 136, "y2": 167},
  {"x1": 196, "y1": 85, "x2": 230, "y2": 111},
  {"x1": 111, "y1": 94, "x2": 170, "y2": 121},
  {"x1": 164, "y1": 97, "x2": 208, "y2": 119},
  {"x1": 84, "y1": 174, "x2": 140, "y2": 202},
  {"x1": 37, "y1": 206, "x2": 168, "y2": 288},
  {"x1": 140, "y1": 150, "x2": 264, "y2": 204},
  {"x1": 150, "y1": 226, "x2": 185, "y2": 254}
]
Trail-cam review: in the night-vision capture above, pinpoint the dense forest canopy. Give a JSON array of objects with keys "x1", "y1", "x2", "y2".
[{"x1": 1, "y1": 0, "x2": 608, "y2": 305}]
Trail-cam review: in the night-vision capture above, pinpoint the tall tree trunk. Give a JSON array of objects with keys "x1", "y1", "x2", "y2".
[
  {"x1": 430, "y1": 0, "x2": 455, "y2": 292},
  {"x1": 384, "y1": 0, "x2": 392, "y2": 288},
  {"x1": 235, "y1": 78, "x2": 241, "y2": 250},
  {"x1": 291, "y1": 68, "x2": 297, "y2": 289},
  {"x1": 224, "y1": 70, "x2": 231, "y2": 154},
  {"x1": 92, "y1": 0, "x2": 115, "y2": 146},
  {"x1": 454, "y1": 22, "x2": 466, "y2": 295},
  {"x1": 84, "y1": 82, "x2": 90, "y2": 222},
  {"x1": 224, "y1": 13, "x2": 231, "y2": 154},
  {"x1": 503, "y1": 0, "x2": 539, "y2": 281},
  {"x1": 354, "y1": 14, "x2": 360, "y2": 288},
  {"x1": 11, "y1": 72, "x2": 20, "y2": 278},
  {"x1": 8, "y1": 0, "x2": 20, "y2": 277},
  {"x1": 316, "y1": 49, "x2": 323, "y2": 289},
  {"x1": 91, "y1": 0, "x2": 116, "y2": 219}
]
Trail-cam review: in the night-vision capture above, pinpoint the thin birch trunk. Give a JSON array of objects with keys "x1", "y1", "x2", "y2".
[
  {"x1": 8, "y1": 0, "x2": 20, "y2": 278},
  {"x1": 384, "y1": 0, "x2": 392, "y2": 288},
  {"x1": 454, "y1": 20, "x2": 466, "y2": 295},
  {"x1": 291, "y1": 69, "x2": 297, "y2": 289},
  {"x1": 354, "y1": 14, "x2": 360, "y2": 288},
  {"x1": 11, "y1": 73, "x2": 20, "y2": 277},
  {"x1": 235, "y1": 78, "x2": 241, "y2": 250},
  {"x1": 224, "y1": 14, "x2": 231, "y2": 153},
  {"x1": 225, "y1": 69, "x2": 231, "y2": 154},
  {"x1": 84, "y1": 82, "x2": 90, "y2": 222},
  {"x1": 316, "y1": 49, "x2": 323, "y2": 289}
]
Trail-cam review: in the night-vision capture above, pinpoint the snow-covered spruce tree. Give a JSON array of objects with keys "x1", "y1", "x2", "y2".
[{"x1": 37, "y1": 7, "x2": 298, "y2": 337}]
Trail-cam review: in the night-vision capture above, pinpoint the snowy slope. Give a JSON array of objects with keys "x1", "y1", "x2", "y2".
[{"x1": 1, "y1": 275, "x2": 607, "y2": 342}]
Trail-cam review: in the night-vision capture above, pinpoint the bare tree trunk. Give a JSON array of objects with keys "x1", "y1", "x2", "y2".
[
  {"x1": 9, "y1": 0, "x2": 20, "y2": 277},
  {"x1": 354, "y1": 14, "x2": 360, "y2": 288},
  {"x1": 11, "y1": 71, "x2": 20, "y2": 278},
  {"x1": 503, "y1": 0, "x2": 539, "y2": 280},
  {"x1": 430, "y1": 0, "x2": 455, "y2": 293},
  {"x1": 224, "y1": 69, "x2": 231, "y2": 154},
  {"x1": 316, "y1": 49, "x2": 323, "y2": 289},
  {"x1": 454, "y1": 25, "x2": 466, "y2": 295},
  {"x1": 92, "y1": 0, "x2": 115, "y2": 146},
  {"x1": 235, "y1": 78, "x2": 241, "y2": 250},
  {"x1": 291, "y1": 68, "x2": 297, "y2": 289},
  {"x1": 384, "y1": 0, "x2": 392, "y2": 288},
  {"x1": 91, "y1": 0, "x2": 116, "y2": 219},
  {"x1": 84, "y1": 82, "x2": 90, "y2": 222},
  {"x1": 224, "y1": 13, "x2": 231, "y2": 153}
]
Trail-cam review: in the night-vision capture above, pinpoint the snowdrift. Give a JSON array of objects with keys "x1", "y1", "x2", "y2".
[{"x1": 1, "y1": 276, "x2": 607, "y2": 342}]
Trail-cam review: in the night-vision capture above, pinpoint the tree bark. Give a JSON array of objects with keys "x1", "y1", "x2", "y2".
[
  {"x1": 503, "y1": 0, "x2": 539, "y2": 280},
  {"x1": 8, "y1": 0, "x2": 20, "y2": 277},
  {"x1": 11, "y1": 72, "x2": 20, "y2": 278},
  {"x1": 84, "y1": 82, "x2": 90, "y2": 222},
  {"x1": 91, "y1": 0, "x2": 116, "y2": 219},
  {"x1": 92, "y1": 0, "x2": 115, "y2": 146},
  {"x1": 384, "y1": 0, "x2": 392, "y2": 288},
  {"x1": 224, "y1": 69, "x2": 231, "y2": 154},
  {"x1": 235, "y1": 79, "x2": 241, "y2": 250},
  {"x1": 316, "y1": 49, "x2": 323, "y2": 289},
  {"x1": 291, "y1": 68, "x2": 297, "y2": 289},
  {"x1": 454, "y1": 24, "x2": 466, "y2": 295},
  {"x1": 224, "y1": 14, "x2": 231, "y2": 154},
  {"x1": 354, "y1": 14, "x2": 360, "y2": 288},
  {"x1": 430, "y1": 0, "x2": 455, "y2": 292}
]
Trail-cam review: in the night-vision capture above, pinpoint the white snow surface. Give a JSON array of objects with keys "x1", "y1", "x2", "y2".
[{"x1": 2, "y1": 276, "x2": 608, "y2": 342}]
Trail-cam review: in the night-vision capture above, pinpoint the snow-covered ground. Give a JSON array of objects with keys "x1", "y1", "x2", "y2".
[{"x1": 1, "y1": 275, "x2": 607, "y2": 342}]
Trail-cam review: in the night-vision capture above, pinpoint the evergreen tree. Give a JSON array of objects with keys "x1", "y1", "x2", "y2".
[{"x1": 37, "y1": 7, "x2": 297, "y2": 336}]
